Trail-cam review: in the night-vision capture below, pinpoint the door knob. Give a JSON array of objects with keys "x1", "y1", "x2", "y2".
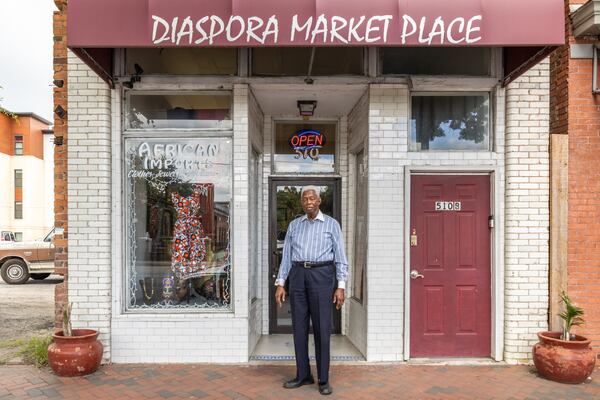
[{"x1": 410, "y1": 270, "x2": 424, "y2": 279}]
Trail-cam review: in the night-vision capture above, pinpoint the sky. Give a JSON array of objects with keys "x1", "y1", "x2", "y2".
[{"x1": 0, "y1": 0, "x2": 56, "y2": 122}]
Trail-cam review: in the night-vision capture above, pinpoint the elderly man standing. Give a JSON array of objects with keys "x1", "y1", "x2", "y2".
[{"x1": 275, "y1": 185, "x2": 348, "y2": 396}]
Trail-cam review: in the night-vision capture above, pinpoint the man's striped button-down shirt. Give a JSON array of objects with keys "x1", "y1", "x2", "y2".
[{"x1": 276, "y1": 211, "x2": 349, "y2": 289}]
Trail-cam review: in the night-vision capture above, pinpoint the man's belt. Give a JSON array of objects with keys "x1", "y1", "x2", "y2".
[{"x1": 292, "y1": 261, "x2": 334, "y2": 269}]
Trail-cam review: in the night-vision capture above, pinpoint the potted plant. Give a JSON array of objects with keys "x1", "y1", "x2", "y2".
[
  {"x1": 47, "y1": 303, "x2": 103, "y2": 377},
  {"x1": 532, "y1": 291, "x2": 596, "y2": 384}
]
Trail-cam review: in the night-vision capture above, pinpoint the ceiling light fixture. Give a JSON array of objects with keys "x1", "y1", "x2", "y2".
[{"x1": 297, "y1": 100, "x2": 317, "y2": 118}]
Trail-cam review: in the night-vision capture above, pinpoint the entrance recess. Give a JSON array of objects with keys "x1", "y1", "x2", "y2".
[
  {"x1": 269, "y1": 177, "x2": 342, "y2": 334},
  {"x1": 410, "y1": 175, "x2": 491, "y2": 357}
]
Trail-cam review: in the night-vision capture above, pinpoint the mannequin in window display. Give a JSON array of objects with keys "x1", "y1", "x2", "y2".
[{"x1": 170, "y1": 184, "x2": 208, "y2": 279}]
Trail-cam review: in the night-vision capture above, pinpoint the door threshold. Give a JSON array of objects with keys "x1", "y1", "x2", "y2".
[
  {"x1": 250, "y1": 334, "x2": 365, "y2": 363},
  {"x1": 407, "y1": 357, "x2": 503, "y2": 366}
]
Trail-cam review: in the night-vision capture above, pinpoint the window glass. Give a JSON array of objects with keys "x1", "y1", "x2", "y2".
[
  {"x1": 410, "y1": 94, "x2": 490, "y2": 151},
  {"x1": 14, "y1": 232, "x2": 23, "y2": 242},
  {"x1": 352, "y1": 150, "x2": 367, "y2": 303},
  {"x1": 14, "y1": 136, "x2": 23, "y2": 155},
  {"x1": 252, "y1": 47, "x2": 364, "y2": 76},
  {"x1": 126, "y1": 92, "x2": 232, "y2": 130},
  {"x1": 381, "y1": 47, "x2": 491, "y2": 76},
  {"x1": 14, "y1": 170, "x2": 22, "y2": 188},
  {"x1": 124, "y1": 137, "x2": 232, "y2": 310},
  {"x1": 14, "y1": 201, "x2": 23, "y2": 219},
  {"x1": 126, "y1": 48, "x2": 237, "y2": 75},
  {"x1": 274, "y1": 122, "x2": 336, "y2": 174}
]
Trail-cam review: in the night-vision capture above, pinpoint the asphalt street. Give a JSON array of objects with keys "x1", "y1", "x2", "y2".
[{"x1": 0, "y1": 274, "x2": 62, "y2": 341}]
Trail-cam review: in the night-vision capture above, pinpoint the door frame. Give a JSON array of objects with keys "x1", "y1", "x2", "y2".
[
  {"x1": 268, "y1": 176, "x2": 343, "y2": 334},
  {"x1": 403, "y1": 166, "x2": 504, "y2": 361}
]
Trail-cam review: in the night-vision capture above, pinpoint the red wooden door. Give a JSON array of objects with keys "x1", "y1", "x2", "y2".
[{"x1": 410, "y1": 175, "x2": 491, "y2": 357}]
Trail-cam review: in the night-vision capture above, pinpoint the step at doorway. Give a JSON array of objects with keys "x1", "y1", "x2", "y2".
[{"x1": 250, "y1": 335, "x2": 364, "y2": 362}]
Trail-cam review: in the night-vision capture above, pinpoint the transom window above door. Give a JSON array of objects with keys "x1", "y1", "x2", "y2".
[
  {"x1": 410, "y1": 93, "x2": 491, "y2": 151},
  {"x1": 273, "y1": 122, "x2": 337, "y2": 174}
]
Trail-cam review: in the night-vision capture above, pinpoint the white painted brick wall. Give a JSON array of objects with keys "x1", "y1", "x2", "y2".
[
  {"x1": 67, "y1": 51, "x2": 112, "y2": 362},
  {"x1": 504, "y1": 59, "x2": 550, "y2": 364},
  {"x1": 366, "y1": 85, "x2": 407, "y2": 362}
]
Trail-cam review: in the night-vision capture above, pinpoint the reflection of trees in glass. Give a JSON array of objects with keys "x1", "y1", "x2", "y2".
[
  {"x1": 413, "y1": 96, "x2": 488, "y2": 150},
  {"x1": 276, "y1": 185, "x2": 334, "y2": 233},
  {"x1": 277, "y1": 187, "x2": 302, "y2": 233}
]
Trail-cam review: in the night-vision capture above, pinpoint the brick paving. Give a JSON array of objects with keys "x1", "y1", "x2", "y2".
[{"x1": 0, "y1": 363, "x2": 598, "y2": 399}]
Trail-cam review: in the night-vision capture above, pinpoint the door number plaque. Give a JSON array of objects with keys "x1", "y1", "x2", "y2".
[{"x1": 435, "y1": 201, "x2": 461, "y2": 211}]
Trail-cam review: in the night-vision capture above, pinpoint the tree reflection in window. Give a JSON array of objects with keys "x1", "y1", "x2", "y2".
[{"x1": 411, "y1": 95, "x2": 490, "y2": 151}]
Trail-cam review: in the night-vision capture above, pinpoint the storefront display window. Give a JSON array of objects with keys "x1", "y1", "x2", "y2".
[
  {"x1": 125, "y1": 92, "x2": 232, "y2": 130},
  {"x1": 410, "y1": 93, "x2": 490, "y2": 151},
  {"x1": 124, "y1": 137, "x2": 232, "y2": 310},
  {"x1": 273, "y1": 122, "x2": 336, "y2": 174}
]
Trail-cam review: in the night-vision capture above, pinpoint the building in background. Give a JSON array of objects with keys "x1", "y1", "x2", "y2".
[{"x1": 0, "y1": 111, "x2": 54, "y2": 241}]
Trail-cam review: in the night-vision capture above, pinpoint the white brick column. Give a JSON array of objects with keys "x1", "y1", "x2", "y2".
[
  {"x1": 504, "y1": 59, "x2": 550, "y2": 363},
  {"x1": 67, "y1": 50, "x2": 112, "y2": 361},
  {"x1": 366, "y1": 84, "x2": 408, "y2": 361},
  {"x1": 233, "y1": 84, "x2": 250, "y2": 320}
]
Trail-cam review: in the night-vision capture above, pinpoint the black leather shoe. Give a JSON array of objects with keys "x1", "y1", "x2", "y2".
[
  {"x1": 283, "y1": 375, "x2": 315, "y2": 389},
  {"x1": 318, "y1": 382, "x2": 333, "y2": 395}
]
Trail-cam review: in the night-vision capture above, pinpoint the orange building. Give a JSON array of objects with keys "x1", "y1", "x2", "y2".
[{"x1": 0, "y1": 110, "x2": 54, "y2": 241}]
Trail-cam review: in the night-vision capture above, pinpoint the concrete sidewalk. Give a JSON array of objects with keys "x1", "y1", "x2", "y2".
[{"x1": 0, "y1": 363, "x2": 598, "y2": 399}]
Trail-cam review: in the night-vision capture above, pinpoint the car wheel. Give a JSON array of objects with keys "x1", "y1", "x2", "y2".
[
  {"x1": 0, "y1": 259, "x2": 30, "y2": 284},
  {"x1": 31, "y1": 273, "x2": 51, "y2": 280}
]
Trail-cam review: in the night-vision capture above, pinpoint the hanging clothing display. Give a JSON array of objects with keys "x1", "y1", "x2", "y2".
[{"x1": 170, "y1": 184, "x2": 208, "y2": 279}]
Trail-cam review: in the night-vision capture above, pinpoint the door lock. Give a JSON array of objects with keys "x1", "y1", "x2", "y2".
[
  {"x1": 410, "y1": 270, "x2": 424, "y2": 279},
  {"x1": 410, "y1": 228, "x2": 418, "y2": 246}
]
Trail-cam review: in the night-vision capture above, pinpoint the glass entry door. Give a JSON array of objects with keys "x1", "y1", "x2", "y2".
[{"x1": 269, "y1": 178, "x2": 342, "y2": 334}]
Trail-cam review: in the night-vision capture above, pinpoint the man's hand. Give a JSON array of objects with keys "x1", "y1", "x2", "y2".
[
  {"x1": 333, "y1": 288, "x2": 345, "y2": 310},
  {"x1": 275, "y1": 285, "x2": 286, "y2": 308}
]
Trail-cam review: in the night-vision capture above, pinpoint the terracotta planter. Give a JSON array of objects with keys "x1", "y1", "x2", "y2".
[
  {"x1": 48, "y1": 329, "x2": 103, "y2": 377},
  {"x1": 532, "y1": 331, "x2": 596, "y2": 384}
]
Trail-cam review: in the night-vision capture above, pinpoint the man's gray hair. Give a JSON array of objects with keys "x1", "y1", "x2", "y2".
[{"x1": 301, "y1": 185, "x2": 321, "y2": 198}]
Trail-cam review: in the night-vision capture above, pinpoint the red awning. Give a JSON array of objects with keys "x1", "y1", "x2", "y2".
[{"x1": 67, "y1": 0, "x2": 565, "y2": 85}]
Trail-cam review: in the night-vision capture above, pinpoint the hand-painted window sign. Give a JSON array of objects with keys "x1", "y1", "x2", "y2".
[
  {"x1": 435, "y1": 201, "x2": 461, "y2": 211},
  {"x1": 290, "y1": 129, "x2": 326, "y2": 161}
]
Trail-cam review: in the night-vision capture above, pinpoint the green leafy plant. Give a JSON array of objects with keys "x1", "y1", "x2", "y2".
[
  {"x1": 0, "y1": 334, "x2": 52, "y2": 367},
  {"x1": 17, "y1": 335, "x2": 52, "y2": 368},
  {"x1": 558, "y1": 291, "x2": 584, "y2": 341}
]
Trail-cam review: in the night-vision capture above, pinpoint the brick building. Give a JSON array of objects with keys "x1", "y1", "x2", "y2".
[
  {"x1": 53, "y1": 0, "x2": 574, "y2": 364},
  {"x1": 0, "y1": 110, "x2": 54, "y2": 241},
  {"x1": 548, "y1": 0, "x2": 600, "y2": 353}
]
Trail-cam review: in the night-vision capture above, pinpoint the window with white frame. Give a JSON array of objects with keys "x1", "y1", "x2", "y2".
[
  {"x1": 124, "y1": 92, "x2": 233, "y2": 311},
  {"x1": 125, "y1": 92, "x2": 232, "y2": 130},
  {"x1": 410, "y1": 93, "x2": 491, "y2": 151}
]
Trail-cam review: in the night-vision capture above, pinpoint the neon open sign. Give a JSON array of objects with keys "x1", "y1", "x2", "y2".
[{"x1": 289, "y1": 129, "x2": 326, "y2": 161}]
